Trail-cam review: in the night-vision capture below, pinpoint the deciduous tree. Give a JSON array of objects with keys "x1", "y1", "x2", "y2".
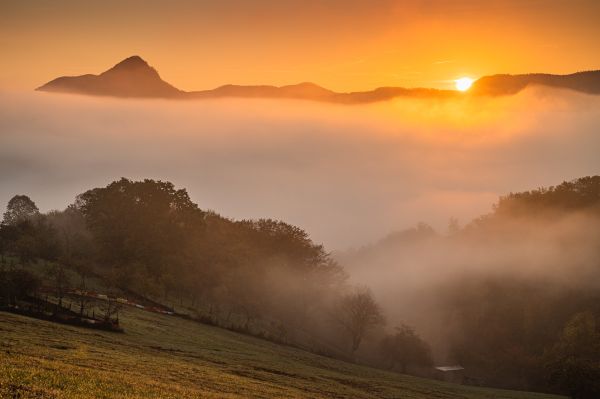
[{"x1": 335, "y1": 287, "x2": 385, "y2": 353}]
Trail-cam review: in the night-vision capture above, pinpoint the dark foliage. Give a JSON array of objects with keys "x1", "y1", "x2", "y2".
[
  {"x1": 0, "y1": 269, "x2": 40, "y2": 306},
  {"x1": 1, "y1": 195, "x2": 39, "y2": 227},
  {"x1": 545, "y1": 312, "x2": 600, "y2": 399},
  {"x1": 380, "y1": 324, "x2": 433, "y2": 373},
  {"x1": 0, "y1": 178, "x2": 351, "y2": 352}
]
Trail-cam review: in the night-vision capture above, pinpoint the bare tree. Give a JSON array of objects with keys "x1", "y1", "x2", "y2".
[
  {"x1": 335, "y1": 287, "x2": 385, "y2": 354},
  {"x1": 102, "y1": 298, "x2": 121, "y2": 323}
]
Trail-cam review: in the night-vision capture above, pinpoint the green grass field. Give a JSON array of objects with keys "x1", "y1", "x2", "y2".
[{"x1": 0, "y1": 306, "x2": 566, "y2": 399}]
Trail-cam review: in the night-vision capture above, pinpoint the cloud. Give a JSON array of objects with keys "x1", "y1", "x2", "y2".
[{"x1": 1, "y1": 89, "x2": 599, "y2": 249}]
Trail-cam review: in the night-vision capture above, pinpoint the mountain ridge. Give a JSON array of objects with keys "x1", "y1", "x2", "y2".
[
  {"x1": 37, "y1": 56, "x2": 600, "y2": 102},
  {"x1": 470, "y1": 70, "x2": 600, "y2": 95}
]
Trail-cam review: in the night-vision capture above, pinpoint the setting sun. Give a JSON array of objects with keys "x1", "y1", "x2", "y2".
[{"x1": 455, "y1": 77, "x2": 474, "y2": 91}]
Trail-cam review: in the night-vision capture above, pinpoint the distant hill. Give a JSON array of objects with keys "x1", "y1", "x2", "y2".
[
  {"x1": 470, "y1": 70, "x2": 600, "y2": 95},
  {"x1": 188, "y1": 82, "x2": 336, "y2": 100},
  {"x1": 37, "y1": 55, "x2": 600, "y2": 102}
]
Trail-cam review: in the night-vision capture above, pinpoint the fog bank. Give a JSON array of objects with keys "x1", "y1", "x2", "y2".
[{"x1": 1, "y1": 89, "x2": 599, "y2": 249}]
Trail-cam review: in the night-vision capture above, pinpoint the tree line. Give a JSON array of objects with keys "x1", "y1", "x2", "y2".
[{"x1": 0, "y1": 178, "x2": 432, "y2": 374}]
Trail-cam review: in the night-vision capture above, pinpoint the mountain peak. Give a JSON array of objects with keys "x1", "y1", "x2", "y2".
[
  {"x1": 37, "y1": 55, "x2": 181, "y2": 98},
  {"x1": 118, "y1": 55, "x2": 147, "y2": 65},
  {"x1": 106, "y1": 55, "x2": 151, "y2": 72}
]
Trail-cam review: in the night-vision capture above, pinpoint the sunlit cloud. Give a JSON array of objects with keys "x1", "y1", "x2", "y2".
[{"x1": 1, "y1": 88, "x2": 600, "y2": 249}]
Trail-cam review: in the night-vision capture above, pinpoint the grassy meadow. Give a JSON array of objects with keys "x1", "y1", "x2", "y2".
[{"x1": 1, "y1": 307, "x2": 565, "y2": 399}]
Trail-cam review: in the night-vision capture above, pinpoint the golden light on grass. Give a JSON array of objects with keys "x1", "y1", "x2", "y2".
[{"x1": 455, "y1": 77, "x2": 474, "y2": 92}]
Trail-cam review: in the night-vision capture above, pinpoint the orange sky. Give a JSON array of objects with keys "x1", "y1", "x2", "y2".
[{"x1": 2, "y1": 0, "x2": 600, "y2": 92}]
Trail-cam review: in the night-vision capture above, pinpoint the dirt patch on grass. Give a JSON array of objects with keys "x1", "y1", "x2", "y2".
[{"x1": 49, "y1": 344, "x2": 72, "y2": 351}]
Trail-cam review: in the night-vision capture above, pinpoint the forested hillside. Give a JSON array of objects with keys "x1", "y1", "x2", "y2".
[
  {"x1": 340, "y1": 177, "x2": 600, "y2": 398},
  {"x1": 1, "y1": 177, "x2": 599, "y2": 398}
]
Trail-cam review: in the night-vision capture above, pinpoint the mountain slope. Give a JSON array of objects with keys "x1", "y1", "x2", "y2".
[
  {"x1": 36, "y1": 55, "x2": 182, "y2": 98},
  {"x1": 0, "y1": 309, "x2": 565, "y2": 399},
  {"x1": 470, "y1": 70, "x2": 600, "y2": 95}
]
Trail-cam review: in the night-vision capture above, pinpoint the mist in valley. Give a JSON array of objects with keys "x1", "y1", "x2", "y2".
[
  {"x1": 2, "y1": 88, "x2": 600, "y2": 250},
  {"x1": 2, "y1": 88, "x2": 600, "y2": 393}
]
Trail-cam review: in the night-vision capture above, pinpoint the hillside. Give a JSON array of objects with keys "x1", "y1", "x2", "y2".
[
  {"x1": 470, "y1": 70, "x2": 600, "y2": 95},
  {"x1": 2, "y1": 177, "x2": 599, "y2": 396},
  {"x1": 338, "y1": 177, "x2": 600, "y2": 395},
  {"x1": 36, "y1": 56, "x2": 182, "y2": 98},
  {"x1": 0, "y1": 308, "x2": 565, "y2": 399}
]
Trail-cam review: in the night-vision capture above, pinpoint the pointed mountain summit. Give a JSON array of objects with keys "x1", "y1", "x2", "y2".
[
  {"x1": 106, "y1": 55, "x2": 150, "y2": 71},
  {"x1": 37, "y1": 55, "x2": 182, "y2": 98}
]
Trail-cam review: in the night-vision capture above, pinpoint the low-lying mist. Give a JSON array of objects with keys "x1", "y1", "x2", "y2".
[
  {"x1": 1, "y1": 88, "x2": 600, "y2": 249},
  {"x1": 2, "y1": 88, "x2": 600, "y2": 393},
  {"x1": 335, "y1": 183, "x2": 600, "y2": 392},
  {"x1": 339, "y1": 209, "x2": 600, "y2": 346}
]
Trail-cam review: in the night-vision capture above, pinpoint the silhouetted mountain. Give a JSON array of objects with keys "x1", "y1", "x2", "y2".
[
  {"x1": 470, "y1": 70, "x2": 600, "y2": 95},
  {"x1": 36, "y1": 56, "x2": 182, "y2": 98},
  {"x1": 187, "y1": 82, "x2": 335, "y2": 100},
  {"x1": 188, "y1": 83, "x2": 455, "y2": 102},
  {"x1": 36, "y1": 56, "x2": 455, "y2": 102},
  {"x1": 37, "y1": 56, "x2": 600, "y2": 102},
  {"x1": 333, "y1": 87, "x2": 457, "y2": 103}
]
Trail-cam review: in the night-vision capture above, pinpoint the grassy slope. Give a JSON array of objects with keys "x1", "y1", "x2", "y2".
[{"x1": 0, "y1": 307, "x2": 565, "y2": 399}]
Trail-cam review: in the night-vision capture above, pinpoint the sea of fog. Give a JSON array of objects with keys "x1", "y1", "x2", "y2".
[{"x1": 1, "y1": 88, "x2": 599, "y2": 249}]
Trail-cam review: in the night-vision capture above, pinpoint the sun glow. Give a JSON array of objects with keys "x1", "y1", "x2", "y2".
[{"x1": 455, "y1": 77, "x2": 474, "y2": 92}]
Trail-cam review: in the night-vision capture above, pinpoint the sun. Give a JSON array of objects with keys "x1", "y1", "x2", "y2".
[{"x1": 455, "y1": 77, "x2": 474, "y2": 92}]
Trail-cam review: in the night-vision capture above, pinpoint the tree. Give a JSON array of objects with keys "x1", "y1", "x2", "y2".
[
  {"x1": 545, "y1": 312, "x2": 600, "y2": 399},
  {"x1": 242, "y1": 219, "x2": 328, "y2": 270},
  {"x1": 493, "y1": 176, "x2": 600, "y2": 218},
  {"x1": 380, "y1": 324, "x2": 433, "y2": 373},
  {"x1": 46, "y1": 263, "x2": 70, "y2": 307},
  {"x1": 0, "y1": 269, "x2": 40, "y2": 306},
  {"x1": 47, "y1": 206, "x2": 95, "y2": 279},
  {"x1": 2, "y1": 195, "x2": 39, "y2": 226},
  {"x1": 12, "y1": 231, "x2": 37, "y2": 265},
  {"x1": 31, "y1": 216, "x2": 60, "y2": 261},
  {"x1": 0, "y1": 216, "x2": 60, "y2": 265},
  {"x1": 335, "y1": 287, "x2": 385, "y2": 353},
  {"x1": 75, "y1": 178, "x2": 203, "y2": 281}
]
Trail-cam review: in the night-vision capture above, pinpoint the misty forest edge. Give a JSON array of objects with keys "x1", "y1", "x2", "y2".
[{"x1": 1, "y1": 176, "x2": 600, "y2": 398}]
